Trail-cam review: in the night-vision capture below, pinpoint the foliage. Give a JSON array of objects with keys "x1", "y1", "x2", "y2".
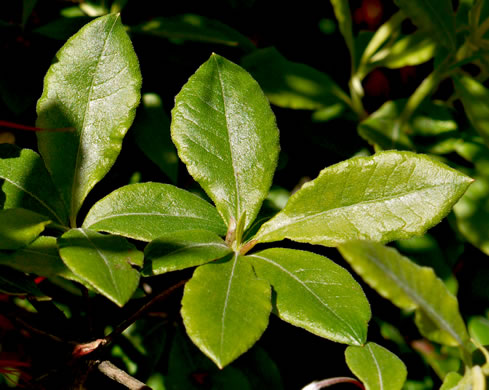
[{"x1": 2, "y1": 0, "x2": 489, "y2": 389}]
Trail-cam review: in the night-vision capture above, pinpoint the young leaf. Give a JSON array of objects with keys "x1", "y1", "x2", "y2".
[
  {"x1": 36, "y1": 14, "x2": 142, "y2": 226},
  {"x1": 242, "y1": 47, "x2": 349, "y2": 110},
  {"x1": 132, "y1": 93, "x2": 178, "y2": 183},
  {"x1": 394, "y1": 0, "x2": 456, "y2": 50},
  {"x1": 329, "y1": 0, "x2": 355, "y2": 68},
  {"x1": 0, "y1": 208, "x2": 51, "y2": 250},
  {"x1": 171, "y1": 53, "x2": 280, "y2": 231},
  {"x1": 439, "y1": 372, "x2": 463, "y2": 390},
  {"x1": 338, "y1": 241, "x2": 470, "y2": 349},
  {"x1": 143, "y1": 230, "x2": 232, "y2": 276},
  {"x1": 248, "y1": 248, "x2": 370, "y2": 346},
  {"x1": 181, "y1": 254, "x2": 271, "y2": 368},
  {"x1": 254, "y1": 151, "x2": 472, "y2": 246},
  {"x1": 0, "y1": 144, "x2": 67, "y2": 225},
  {"x1": 345, "y1": 342, "x2": 406, "y2": 390},
  {"x1": 83, "y1": 182, "x2": 227, "y2": 242},
  {"x1": 453, "y1": 74, "x2": 489, "y2": 147},
  {"x1": 58, "y1": 228, "x2": 143, "y2": 306}
]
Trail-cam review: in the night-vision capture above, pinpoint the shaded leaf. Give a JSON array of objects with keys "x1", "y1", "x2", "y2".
[
  {"x1": 329, "y1": 0, "x2": 355, "y2": 66},
  {"x1": 0, "y1": 144, "x2": 67, "y2": 225},
  {"x1": 0, "y1": 208, "x2": 50, "y2": 250},
  {"x1": 172, "y1": 54, "x2": 279, "y2": 230},
  {"x1": 34, "y1": 16, "x2": 94, "y2": 40},
  {"x1": 181, "y1": 254, "x2": 271, "y2": 368},
  {"x1": 242, "y1": 47, "x2": 348, "y2": 110},
  {"x1": 0, "y1": 266, "x2": 46, "y2": 297},
  {"x1": 255, "y1": 151, "x2": 472, "y2": 246},
  {"x1": 143, "y1": 229, "x2": 231, "y2": 276},
  {"x1": 345, "y1": 342, "x2": 407, "y2": 390},
  {"x1": 58, "y1": 228, "x2": 143, "y2": 306},
  {"x1": 130, "y1": 14, "x2": 255, "y2": 51},
  {"x1": 36, "y1": 14, "x2": 142, "y2": 225},
  {"x1": 83, "y1": 182, "x2": 226, "y2": 241},
  {"x1": 338, "y1": 241, "x2": 470, "y2": 349},
  {"x1": 394, "y1": 0, "x2": 455, "y2": 50},
  {"x1": 248, "y1": 248, "x2": 370, "y2": 345},
  {"x1": 132, "y1": 93, "x2": 178, "y2": 183}
]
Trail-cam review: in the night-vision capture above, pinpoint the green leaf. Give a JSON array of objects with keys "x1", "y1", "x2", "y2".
[
  {"x1": 143, "y1": 230, "x2": 232, "y2": 276},
  {"x1": 242, "y1": 47, "x2": 349, "y2": 110},
  {"x1": 0, "y1": 144, "x2": 68, "y2": 225},
  {"x1": 468, "y1": 316, "x2": 489, "y2": 346},
  {"x1": 132, "y1": 93, "x2": 178, "y2": 183},
  {"x1": 338, "y1": 241, "x2": 470, "y2": 349},
  {"x1": 0, "y1": 208, "x2": 51, "y2": 250},
  {"x1": 0, "y1": 236, "x2": 75, "y2": 280},
  {"x1": 36, "y1": 14, "x2": 142, "y2": 225},
  {"x1": 329, "y1": 0, "x2": 355, "y2": 67},
  {"x1": 345, "y1": 342, "x2": 407, "y2": 390},
  {"x1": 248, "y1": 248, "x2": 370, "y2": 345},
  {"x1": 181, "y1": 254, "x2": 271, "y2": 368},
  {"x1": 130, "y1": 14, "x2": 255, "y2": 51},
  {"x1": 255, "y1": 151, "x2": 472, "y2": 246},
  {"x1": 440, "y1": 372, "x2": 463, "y2": 390},
  {"x1": 394, "y1": 0, "x2": 456, "y2": 50},
  {"x1": 172, "y1": 54, "x2": 280, "y2": 231},
  {"x1": 453, "y1": 74, "x2": 489, "y2": 148},
  {"x1": 83, "y1": 182, "x2": 226, "y2": 241},
  {"x1": 22, "y1": 0, "x2": 38, "y2": 26},
  {"x1": 58, "y1": 228, "x2": 143, "y2": 306}
]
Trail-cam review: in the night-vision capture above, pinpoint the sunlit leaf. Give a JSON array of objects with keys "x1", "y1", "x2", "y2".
[
  {"x1": 0, "y1": 208, "x2": 50, "y2": 250},
  {"x1": 36, "y1": 14, "x2": 142, "y2": 225},
  {"x1": 339, "y1": 241, "x2": 470, "y2": 349},
  {"x1": 143, "y1": 230, "x2": 231, "y2": 276},
  {"x1": 255, "y1": 151, "x2": 472, "y2": 246},
  {"x1": 248, "y1": 248, "x2": 370, "y2": 345},
  {"x1": 58, "y1": 228, "x2": 143, "y2": 306},
  {"x1": 345, "y1": 342, "x2": 407, "y2": 390},
  {"x1": 172, "y1": 54, "x2": 279, "y2": 231},
  {"x1": 83, "y1": 182, "x2": 226, "y2": 242},
  {"x1": 181, "y1": 254, "x2": 271, "y2": 368}
]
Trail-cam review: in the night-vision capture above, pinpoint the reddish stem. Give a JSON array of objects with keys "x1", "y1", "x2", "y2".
[{"x1": 0, "y1": 120, "x2": 73, "y2": 133}]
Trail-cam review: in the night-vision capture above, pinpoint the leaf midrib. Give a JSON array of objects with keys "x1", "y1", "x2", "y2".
[
  {"x1": 220, "y1": 253, "x2": 239, "y2": 357},
  {"x1": 85, "y1": 212, "x2": 219, "y2": 227}
]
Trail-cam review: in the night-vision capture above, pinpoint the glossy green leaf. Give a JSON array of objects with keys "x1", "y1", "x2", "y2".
[
  {"x1": 0, "y1": 208, "x2": 51, "y2": 250},
  {"x1": 132, "y1": 93, "x2": 178, "y2": 183},
  {"x1": 172, "y1": 54, "x2": 280, "y2": 231},
  {"x1": 0, "y1": 236, "x2": 76, "y2": 280},
  {"x1": 36, "y1": 14, "x2": 142, "y2": 225},
  {"x1": 181, "y1": 254, "x2": 271, "y2": 368},
  {"x1": 143, "y1": 230, "x2": 231, "y2": 276},
  {"x1": 0, "y1": 144, "x2": 67, "y2": 225},
  {"x1": 339, "y1": 241, "x2": 470, "y2": 349},
  {"x1": 83, "y1": 182, "x2": 226, "y2": 241},
  {"x1": 255, "y1": 151, "x2": 472, "y2": 246},
  {"x1": 454, "y1": 75, "x2": 489, "y2": 148},
  {"x1": 358, "y1": 101, "x2": 413, "y2": 150},
  {"x1": 345, "y1": 342, "x2": 407, "y2": 390},
  {"x1": 248, "y1": 248, "x2": 370, "y2": 345},
  {"x1": 329, "y1": 0, "x2": 355, "y2": 67},
  {"x1": 130, "y1": 14, "x2": 255, "y2": 51},
  {"x1": 58, "y1": 228, "x2": 143, "y2": 306},
  {"x1": 394, "y1": 0, "x2": 455, "y2": 50},
  {"x1": 242, "y1": 47, "x2": 348, "y2": 110}
]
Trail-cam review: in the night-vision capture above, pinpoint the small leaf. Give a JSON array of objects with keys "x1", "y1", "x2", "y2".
[
  {"x1": 0, "y1": 236, "x2": 75, "y2": 280},
  {"x1": 345, "y1": 342, "x2": 407, "y2": 390},
  {"x1": 172, "y1": 53, "x2": 279, "y2": 230},
  {"x1": 338, "y1": 241, "x2": 470, "y2": 349},
  {"x1": 0, "y1": 208, "x2": 51, "y2": 250},
  {"x1": 242, "y1": 47, "x2": 348, "y2": 110},
  {"x1": 248, "y1": 248, "x2": 370, "y2": 345},
  {"x1": 143, "y1": 230, "x2": 232, "y2": 276},
  {"x1": 83, "y1": 182, "x2": 226, "y2": 242},
  {"x1": 439, "y1": 372, "x2": 463, "y2": 390},
  {"x1": 394, "y1": 0, "x2": 456, "y2": 50},
  {"x1": 58, "y1": 228, "x2": 143, "y2": 306},
  {"x1": 453, "y1": 74, "x2": 489, "y2": 148},
  {"x1": 181, "y1": 254, "x2": 271, "y2": 368},
  {"x1": 329, "y1": 0, "x2": 355, "y2": 67},
  {"x1": 130, "y1": 14, "x2": 255, "y2": 51},
  {"x1": 0, "y1": 144, "x2": 68, "y2": 225},
  {"x1": 132, "y1": 93, "x2": 178, "y2": 183},
  {"x1": 255, "y1": 151, "x2": 472, "y2": 246},
  {"x1": 36, "y1": 14, "x2": 142, "y2": 225},
  {"x1": 468, "y1": 316, "x2": 489, "y2": 346}
]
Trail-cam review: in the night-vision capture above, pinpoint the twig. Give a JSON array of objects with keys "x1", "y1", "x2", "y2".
[
  {"x1": 302, "y1": 377, "x2": 365, "y2": 389},
  {"x1": 97, "y1": 360, "x2": 151, "y2": 390}
]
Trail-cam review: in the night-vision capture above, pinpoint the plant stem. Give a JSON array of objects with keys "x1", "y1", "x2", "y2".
[{"x1": 303, "y1": 377, "x2": 365, "y2": 389}]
